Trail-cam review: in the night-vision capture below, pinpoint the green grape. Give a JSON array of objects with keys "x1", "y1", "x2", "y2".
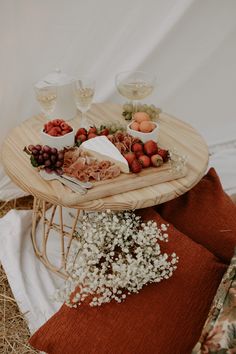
[
  {"x1": 151, "y1": 112, "x2": 157, "y2": 120},
  {"x1": 153, "y1": 107, "x2": 159, "y2": 113},
  {"x1": 123, "y1": 102, "x2": 162, "y2": 121},
  {"x1": 136, "y1": 104, "x2": 142, "y2": 112},
  {"x1": 142, "y1": 104, "x2": 148, "y2": 111},
  {"x1": 129, "y1": 104, "x2": 134, "y2": 112},
  {"x1": 110, "y1": 124, "x2": 117, "y2": 133},
  {"x1": 143, "y1": 106, "x2": 148, "y2": 112},
  {"x1": 150, "y1": 104, "x2": 156, "y2": 111},
  {"x1": 125, "y1": 112, "x2": 132, "y2": 120},
  {"x1": 123, "y1": 103, "x2": 133, "y2": 113}
]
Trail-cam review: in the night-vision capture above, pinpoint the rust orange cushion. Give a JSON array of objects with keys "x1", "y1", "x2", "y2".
[
  {"x1": 156, "y1": 167, "x2": 236, "y2": 264},
  {"x1": 29, "y1": 210, "x2": 226, "y2": 354}
]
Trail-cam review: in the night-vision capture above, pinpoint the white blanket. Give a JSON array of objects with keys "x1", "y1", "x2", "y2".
[{"x1": 0, "y1": 209, "x2": 63, "y2": 333}]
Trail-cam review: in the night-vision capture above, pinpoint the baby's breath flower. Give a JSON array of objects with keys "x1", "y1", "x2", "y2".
[{"x1": 54, "y1": 210, "x2": 178, "y2": 307}]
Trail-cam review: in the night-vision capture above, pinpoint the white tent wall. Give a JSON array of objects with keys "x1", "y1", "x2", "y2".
[{"x1": 1, "y1": 0, "x2": 236, "y2": 200}]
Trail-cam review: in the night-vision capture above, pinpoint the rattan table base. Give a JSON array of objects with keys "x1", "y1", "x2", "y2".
[{"x1": 31, "y1": 197, "x2": 82, "y2": 279}]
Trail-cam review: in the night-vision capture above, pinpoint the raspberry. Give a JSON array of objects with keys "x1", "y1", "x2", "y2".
[{"x1": 47, "y1": 127, "x2": 61, "y2": 136}]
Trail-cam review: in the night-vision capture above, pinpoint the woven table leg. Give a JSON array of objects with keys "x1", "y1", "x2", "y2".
[{"x1": 31, "y1": 197, "x2": 81, "y2": 279}]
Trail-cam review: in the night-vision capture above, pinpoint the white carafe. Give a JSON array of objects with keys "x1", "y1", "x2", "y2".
[{"x1": 36, "y1": 69, "x2": 77, "y2": 120}]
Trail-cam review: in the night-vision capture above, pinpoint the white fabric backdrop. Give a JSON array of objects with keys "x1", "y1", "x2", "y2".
[{"x1": 1, "y1": 0, "x2": 236, "y2": 199}]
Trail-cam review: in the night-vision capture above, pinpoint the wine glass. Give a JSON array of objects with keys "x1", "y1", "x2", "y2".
[
  {"x1": 115, "y1": 70, "x2": 156, "y2": 112},
  {"x1": 73, "y1": 77, "x2": 95, "y2": 128},
  {"x1": 34, "y1": 84, "x2": 57, "y2": 119}
]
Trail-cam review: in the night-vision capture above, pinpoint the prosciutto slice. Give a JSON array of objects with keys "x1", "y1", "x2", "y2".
[{"x1": 63, "y1": 147, "x2": 121, "y2": 182}]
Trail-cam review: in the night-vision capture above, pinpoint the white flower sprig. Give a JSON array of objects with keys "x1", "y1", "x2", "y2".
[
  {"x1": 54, "y1": 210, "x2": 179, "y2": 307},
  {"x1": 169, "y1": 148, "x2": 187, "y2": 174}
]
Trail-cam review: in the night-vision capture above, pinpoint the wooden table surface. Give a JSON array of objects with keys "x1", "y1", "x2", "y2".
[{"x1": 2, "y1": 103, "x2": 209, "y2": 211}]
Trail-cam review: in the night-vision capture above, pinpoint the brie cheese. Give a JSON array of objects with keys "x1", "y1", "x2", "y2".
[{"x1": 80, "y1": 136, "x2": 129, "y2": 173}]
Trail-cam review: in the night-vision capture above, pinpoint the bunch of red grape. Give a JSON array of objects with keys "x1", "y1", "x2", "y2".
[{"x1": 26, "y1": 144, "x2": 64, "y2": 175}]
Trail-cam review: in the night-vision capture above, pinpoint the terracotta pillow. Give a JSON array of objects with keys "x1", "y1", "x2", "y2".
[
  {"x1": 156, "y1": 167, "x2": 236, "y2": 264},
  {"x1": 30, "y1": 209, "x2": 226, "y2": 354}
]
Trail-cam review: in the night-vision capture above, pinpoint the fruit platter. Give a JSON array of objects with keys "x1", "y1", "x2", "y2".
[{"x1": 23, "y1": 111, "x2": 187, "y2": 203}]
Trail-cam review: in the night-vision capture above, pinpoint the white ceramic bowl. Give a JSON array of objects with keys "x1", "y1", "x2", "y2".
[
  {"x1": 40, "y1": 128, "x2": 75, "y2": 150},
  {"x1": 127, "y1": 121, "x2": 159, "y2": 143}
]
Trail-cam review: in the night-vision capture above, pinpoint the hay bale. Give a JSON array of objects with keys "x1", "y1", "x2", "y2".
[{"x1": 0, "y1": 196, "x2": 38, "y2": 353}]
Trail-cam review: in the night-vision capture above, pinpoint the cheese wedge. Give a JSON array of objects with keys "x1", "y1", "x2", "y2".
[{"x1": 80, "y1": 136, "x2": 129, "y2": 173}]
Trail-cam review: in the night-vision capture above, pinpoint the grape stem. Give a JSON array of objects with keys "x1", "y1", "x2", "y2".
[{"x1": 23, "y1": 146, "x2": 31, "y2": 155}]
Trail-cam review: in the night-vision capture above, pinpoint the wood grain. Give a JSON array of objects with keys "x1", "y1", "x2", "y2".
[{"x1": 1, "y1": 103, "x2": 209, "y2": 211}]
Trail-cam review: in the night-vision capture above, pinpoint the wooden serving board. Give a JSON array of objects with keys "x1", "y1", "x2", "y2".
[{"x1": 68, "y1": 163, "x2": 187, "y2": 204}]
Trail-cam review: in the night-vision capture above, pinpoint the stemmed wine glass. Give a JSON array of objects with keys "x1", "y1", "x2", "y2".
[
  {"x1": 34, "y1": 84, "x2": 57, "y2": 119},
  {"x1": 115, "y1": 70, "x2": 156, "y2": 112},
  {"x1": 73, "y1": 77, "x2": 95, "y2": 128}
]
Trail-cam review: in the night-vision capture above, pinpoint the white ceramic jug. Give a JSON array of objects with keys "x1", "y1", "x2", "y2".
[{"x1": 35, "y1": 69, "x2": 77, "y2": 120}]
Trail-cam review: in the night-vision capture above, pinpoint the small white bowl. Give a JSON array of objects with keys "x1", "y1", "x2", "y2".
[
  {"x1": 127, "y1": 121, "x2": 159, "y2": 143},
  {"x1": 40, "y1": 128, "x2": 75, "y2": 150}
]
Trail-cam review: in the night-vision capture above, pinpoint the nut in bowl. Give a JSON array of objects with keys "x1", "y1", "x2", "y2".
[
  {"x1": 41, "y1": 118, "x2": 75, "y2": 149},
  {"x1": 127, "y1": 121, "x2": 159, "y2": 143}
]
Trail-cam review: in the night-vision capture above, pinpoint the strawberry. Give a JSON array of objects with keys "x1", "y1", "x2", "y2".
[
  {"x1": 100, "y1": 128, "x2": 109, "y2": 136},
  {"x1": 88, "y1": 126, "x2": 97, "y2": 134},
  {"x1": 143, "y1": 140, "x2": 158, "y2": 156},
  {"x1": 132, "y1": 142, "x2": 143, "y2": 154},
  {"x1": 151, "y1": 154, "x2": 163, "y2": 167},
  {"x1": 88, "y1": 133, "x2": 98, "y2": 139},
  {"x1": 157, "y1": 148, "x2": 169, "y2": 162},
  {"x1": 135, "y1": 151, "x2": 144, "y2": 158},
  {"x1": 130, "y1": 159, "x2": 142, "y2": 173},
  {"x1": 138, "y1": 155, "x2": 151, "y2": 168},
  {"x1": 76, "y1": 128, "x2": 87, "y2": 137},
  {"x1": 124, "y1": 152, "x2": 136, "y2": 166},
  {"x1": 76, "y1": 134, "x2": 87, "y2": 143},
  {"x1": 47, "y1": 127, "x2": 61, "y2": 136}
]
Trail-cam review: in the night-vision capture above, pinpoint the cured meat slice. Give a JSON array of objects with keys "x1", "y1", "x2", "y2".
[{"x1": 63, "y1": 146, "x2": 121, "y2": 182}]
